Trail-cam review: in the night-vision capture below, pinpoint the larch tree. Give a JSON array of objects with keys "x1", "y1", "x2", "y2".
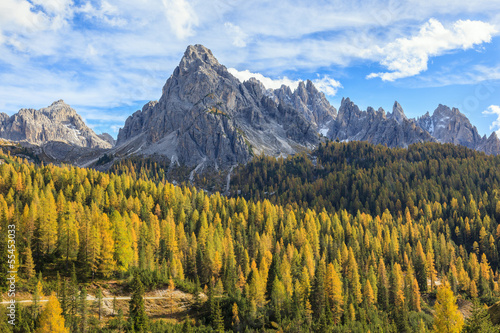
[
  {"x1": 432, "y1": 283, "x2": 464, "y2": 333},
  {"x1": 325, "y1": 262, "x2": 343, "y2": 324},
  {"x1": 36, "y1": 293, "x2": 68, "y2": 333},
  {"x1": 98, "y1": 213, "x2": 116, "y2": 277}
]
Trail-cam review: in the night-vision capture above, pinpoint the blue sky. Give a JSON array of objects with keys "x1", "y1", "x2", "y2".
[{"x1": 1, "y1": 0, "x2": 499, "y2": 138}]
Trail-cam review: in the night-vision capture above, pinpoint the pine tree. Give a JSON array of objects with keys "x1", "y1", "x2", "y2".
[
  {"x1": 129, "y1": 274, "x2": 148, "y2": 332},
  {"x1": 378, "y1": 258, "x2": 389, "y2": 310},
  {"x1": 213, "y1": 301, "x2": 225, "y2": 333},
  {"x1": 32, "y1": 279, "x2": 43, "y2": 320},
  {"x1": 310, "y1": 258, "x2": 326, "y2": 318},
  {"x1": 462, "y1": 298, "x2": 498, "y2": 333},
  {"x1": 96, "y1": 288, "x2": 103, "y2": 321},
  {"x1": 59, "y1": 202, "x2": 79, "y2": 268},
  {"x1": 271, "y1": 277, "x2": 286, "y2": 323},
  {"x1": 79, "y1": 286, "x2": 88, "y2": 333},
  {"x1": 22, "y1": 246, "x2": 36, "y2": 281},
  {"x1": 414, "y1": 241, "x2": 428, "y2": 292},
  {"x1": 432, "y1": 283, "x2": 464, "y2": 333},
  {"x1": 36, "y1": 293, "x2": 68, "y2": 333}
]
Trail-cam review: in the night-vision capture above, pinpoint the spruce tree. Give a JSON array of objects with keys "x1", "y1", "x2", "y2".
[
  {"x1": 79, "y1": 286, "x2": 88, "y2": 333},
  {"x1": 128, "y1": 274, "x2": 148, "y2": 332},
  {"x1": 462, "y1": 298, "x2": 498, "y2": 333}
]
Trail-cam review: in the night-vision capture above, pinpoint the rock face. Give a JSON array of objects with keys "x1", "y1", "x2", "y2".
[
  {"x1": 416, "y1": 104, "x2": 494, "y2": 153},
  {"x1": 327, "y1": 98, "x2": 434, "y2": 148},
  {"x1": 116, "y1": 44, "x2": 320, "y2": 168},
  {"x1": 5, "y1": 44, "x2": 500, "y2": 172},
  {"x1": 0, "y1": 100, "x2": 112, "y2": 149},
  {"x1": 273, "y1": 80, "x2": 337, "y2": 132},
  {"x1": 98, "y1": 133, "x2": 116, "y2": 147},
  {"x1": 116, "y1": 45, "x2": 500, "y2": 169},
  {"x1": 323, "y1": 98, "x2": 500, "y2": 154}
]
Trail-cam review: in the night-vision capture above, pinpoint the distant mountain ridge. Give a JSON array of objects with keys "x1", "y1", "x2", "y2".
[
  {"x1": 1, "y1": 44, "x2": 499, "y2": 172},
  {"x1": 0, "y1": 100, "x2": 112, "y2": 149}
]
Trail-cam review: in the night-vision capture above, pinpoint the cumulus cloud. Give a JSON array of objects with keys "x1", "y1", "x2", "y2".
[
  {"x1": 312, "y1": 75, "x2": 343, "y2": 96},
  {"x1": 228, "y1": 68, "x2": 302, "y2": 90},
  {"x1": 162, "y1": 0, "x2": 198, "y2": 39},
  {"x1": 228, "y1": 68, "x2": 341, "y2": 96},
  {"x1": 483, "y1": 105, "x2": 500, "y2": 135},
  {"x1": 0, "y1": 0, "x2": 50, "y2": 36},
  {"x1": 367, "y1": 19, "x2": 497, "y2": 81}
]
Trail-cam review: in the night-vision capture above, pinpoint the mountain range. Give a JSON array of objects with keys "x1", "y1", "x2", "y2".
[{"x1": 1, "y1": 44, "x2": 499, "y2": 174}]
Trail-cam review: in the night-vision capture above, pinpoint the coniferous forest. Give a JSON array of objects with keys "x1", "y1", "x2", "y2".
[{"x1": 1, "y1": 141, "x2": 500, "y2": 332}]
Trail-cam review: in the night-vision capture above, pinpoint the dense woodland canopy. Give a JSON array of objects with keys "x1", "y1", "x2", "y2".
[{"x1": 0, "y1": 141, "x2": 499, "y2": 332}]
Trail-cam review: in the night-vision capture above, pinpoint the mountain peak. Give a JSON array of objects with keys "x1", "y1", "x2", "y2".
[
  {"x1": 50, "y1": 99, "x2": 67, "y2": 107},
  {"x1": 0, "y1": 102, "x2": 111, "y2": 149},
  {"x1": 390, "y1": 101, "x2": 407, "y2": 124},
  {"x1": 181, "y1": 44, "x2": 219, "y2": 68}
]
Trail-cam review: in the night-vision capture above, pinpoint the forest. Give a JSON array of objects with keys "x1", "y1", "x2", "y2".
[{"x1": 0, "y1": 141, "x2": 500, "y2": 332}]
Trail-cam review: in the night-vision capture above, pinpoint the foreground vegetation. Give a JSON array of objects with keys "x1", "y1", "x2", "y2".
[{"x1": 0, "y1": 141, "x2": 500, "y2": 332}]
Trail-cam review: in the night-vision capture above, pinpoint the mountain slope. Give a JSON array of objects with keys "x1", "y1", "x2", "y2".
[{"x1": 0, "y1": 100, "x2": 112, "y2": 149}]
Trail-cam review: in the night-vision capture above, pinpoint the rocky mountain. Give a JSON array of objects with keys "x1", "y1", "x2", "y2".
[
  {"x1": 98, "y1": 133, "x2": 116, "y2": 147},
  {"x1": 326, "y1": 98, "x2": 434, "y2": 148},
  {"x1": 115, "y1": 44, "x2": 327, "y2": 170},
  {"x1": 416, "y1": 104, "x2": 489, "y2": 151},
  {"x1": 272, "y1": 80, "x2": 337, "y2": 132},
  {"x1": 0, "y1": 100, "x2": 112, "y2": 149},
  {"x1": 112, "y1": 44, "x2": 500, "y2": 172},
  {"x1": 3, "y1": 45, "x2": 500, "y2": 174},
  {"x1": 321, "y1": 98, "x2": 500, "y2": 155}
]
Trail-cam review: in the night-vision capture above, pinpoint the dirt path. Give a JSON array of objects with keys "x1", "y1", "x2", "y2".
[{"x1": 0, "y1": 296, "x2": 173, "y2": 304}]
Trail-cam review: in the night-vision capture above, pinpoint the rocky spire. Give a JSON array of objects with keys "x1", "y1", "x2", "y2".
[{"x1": 389, "y1": 101, "x2": 407, "y2": 124}]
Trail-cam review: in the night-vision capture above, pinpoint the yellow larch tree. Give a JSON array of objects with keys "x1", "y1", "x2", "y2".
[
  {"x1": 36, "y1": 293, "x2": 68, "y2": 333},
  {"x1": 433, "y1": 283, "x2": 464, "y2": 333},
  {"x1": 325, "y1": 262, "x2": 343, "y2": 324}
]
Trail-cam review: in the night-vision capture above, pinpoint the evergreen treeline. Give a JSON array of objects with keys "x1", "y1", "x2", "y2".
[{"x1": 0, "y1": 142, "x2": 499, "y2": 332}]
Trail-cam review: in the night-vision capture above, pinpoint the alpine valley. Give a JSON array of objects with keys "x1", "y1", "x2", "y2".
[{"x1": 4, "y1": 43, "x2": 500, "y2": 333}]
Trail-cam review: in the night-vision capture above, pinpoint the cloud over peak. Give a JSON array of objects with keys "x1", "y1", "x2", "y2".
[{"x1": 228, "y1": 68, "x2": 342, "y2": 96}]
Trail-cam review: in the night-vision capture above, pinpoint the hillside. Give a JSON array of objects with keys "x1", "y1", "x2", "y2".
[{"x1": 0, "y1": 141, "x2": 499, "y2": 332}]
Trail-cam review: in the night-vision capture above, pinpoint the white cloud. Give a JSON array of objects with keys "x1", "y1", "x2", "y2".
[
  {"x1": 0, "y1": 0, "x2": 50, "y2": 35},
  {"x1": 228, "y1": 68, "x2": 302, "y2": 90},
  {"x1": 162, "y1": 0, "x2": 198, "y2": 39},
  {"x1": 483, "y1": 105, "x2": 500, "y2": 135},
  {"x1": 224, "y1": 22, "x2": 248, "y2": 47},
  {"x1": 227, "y1": 68, "x2": 341, "y2": 96},
  {"x1": 367, "y1": 19, "x2": 497, "y2": 81},
  {"x1": 312, "y1": 75, "x2": 343, "y2": 96},
  {"x1": 31, "y1": 0, "x2": 73, "y2": 17},
  {"x1": 0, "y1": 0, "x2": 499, "y2": 135},
  {"x1": 77, "y1": 1, "x2": 127, "y2": 27}
]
